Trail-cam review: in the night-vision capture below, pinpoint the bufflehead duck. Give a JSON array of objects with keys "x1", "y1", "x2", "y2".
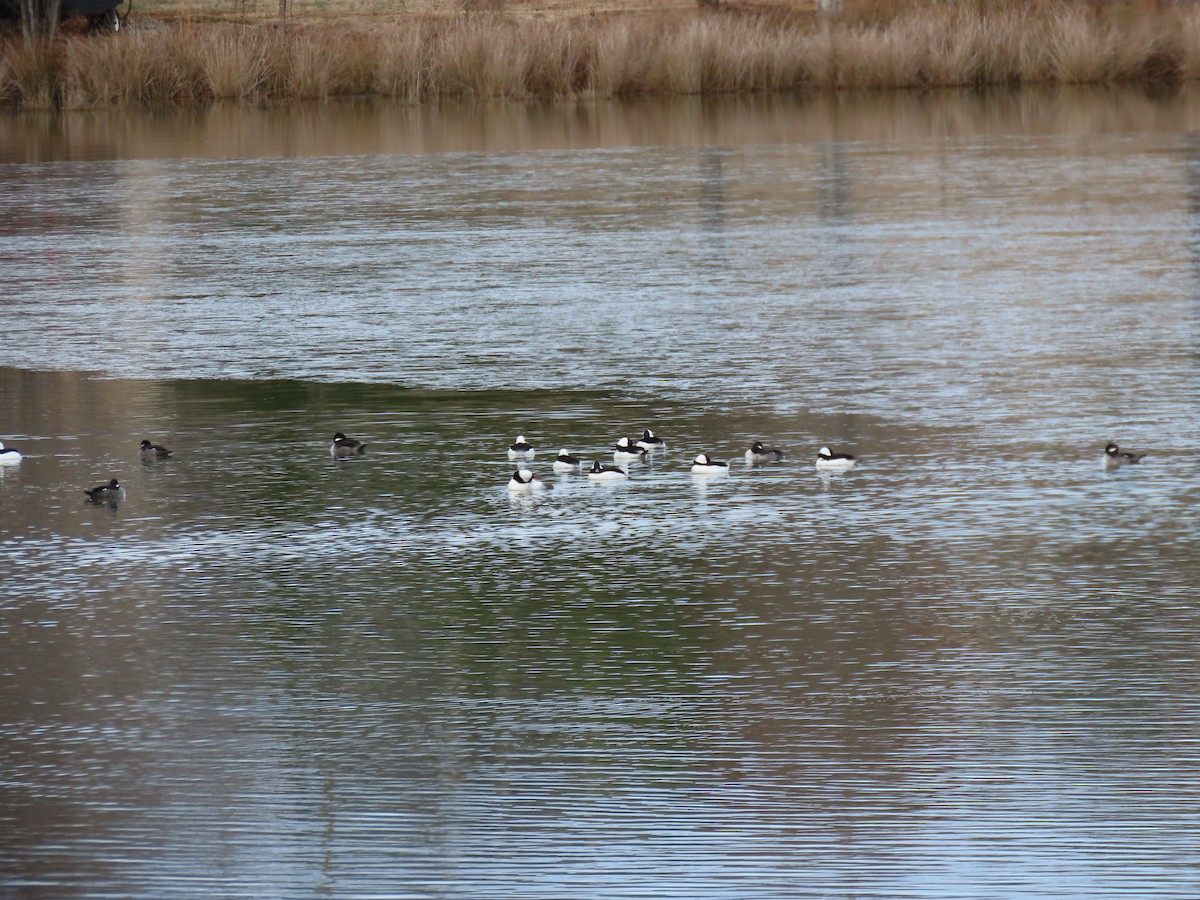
[
  {"x1": 84, "y1": 478, "x2": 124, "y2": 502},
  {"x1": 613, "y1": 437, "x2": 647, "y2": 461},
  {"x1": 635, "y1": 429, "x2": 667, "y2": 452},
  {"x1": 816, "y1": 446, "x2": 857, "y2": 469},
  {"x1": 588, "y1": 460, "x2": 629, "y2": 482},
  {"x1": 553, "y1": 449, "x2": 583, "y2": 473},
  {"x1": 508, "y1": 435, "x2": 535, "y2": 460},
  {"x1": 0, "y1": 441, "x2": 21, "y2": 463},
  {"x1": 330, "y1": 432, "x2": 367, "y2": 458},
  {"x1": 508, "y1": 469, "x2": 547, "y2": 492},
  {"x1": 140, "y1": 439, "x2": 172, "y2": 459},
  {"x1": 745, "y1": 441, "x2": 785, "y2": 464},
  {"x1": 691, "y1": 453, "x2": 730, "y2": 475},
  {"x1": 1103, "y1": 442, "x2": 1146, "y2": 469}
]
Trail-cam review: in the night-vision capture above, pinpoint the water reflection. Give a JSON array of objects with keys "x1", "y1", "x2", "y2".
[{"x1": 6, "y1": 85, "x2": 1200, "y2": 164}]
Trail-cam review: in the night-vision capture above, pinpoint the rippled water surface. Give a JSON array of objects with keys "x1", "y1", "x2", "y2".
[{"x1": 2, "y1": 91, "x2": 1199, "y2": 898}]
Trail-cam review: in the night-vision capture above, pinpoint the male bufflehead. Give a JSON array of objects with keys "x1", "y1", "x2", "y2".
[
  {"x1": 745, "y1": 441, "x2": 785, "y2": 464},
  {"x1": 635, "y1": 429, "x2": 667, "y2": 452},
  {"x1": 815, "y1": 446, "x2": 856, "y2": 469},
  {"x1": 613, "y1": 437, "x2": 647, "y2": 461},
  {"x1": 691, "y1": 453, "x2": 730, "y2": 475},
  {"x1": 0, "y1": 441, "x2": 22, "y2": 463},
  {"x1": 140, "y1": 439, "x2": 172, "y2": 460},
  {"x1": 588, "y1": 460, "x2": 629, "y2": 482},
  {"x1": 84, "y1": 478, "x2": 124, "y2": 502},
  {"x1": 331, "y1": 432, "x2": 367, "y2": 458},
  {"x1": 508, "y1": 435, "x2": 535, "y2": 460},
  {"x1": 1103, "y1": 442, "x2": 1146, "y2": 469},
  {"x1": 553, "y1": 450, "x2": 583, "y2": 473},
  {"x1": 508, "y1": 469, "x2": 547, "y2": 492}
]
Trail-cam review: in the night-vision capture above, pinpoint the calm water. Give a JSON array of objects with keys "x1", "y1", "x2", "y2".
[{"x1": 2, "y1": 89, "x2": 1199, "y2": 898}]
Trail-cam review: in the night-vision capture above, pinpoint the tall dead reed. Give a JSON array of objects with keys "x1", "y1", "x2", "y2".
[{"x1": 5, "y1": 1, "x2": 1200, "y2": 110}]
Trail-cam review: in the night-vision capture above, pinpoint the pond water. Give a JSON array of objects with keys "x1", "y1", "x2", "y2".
[{"x1": 2, "y1": 88, "x2": 1199, "y2": 898}]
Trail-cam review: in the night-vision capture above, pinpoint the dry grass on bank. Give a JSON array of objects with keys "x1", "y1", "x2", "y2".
[{"x1": 4, "y1": 1, "x2": 1200, "y2": 109}]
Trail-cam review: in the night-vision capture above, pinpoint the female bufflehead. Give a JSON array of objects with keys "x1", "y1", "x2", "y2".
[
  {"x1": 140, "y1": 439, "x2": 172, "y2": 459},
  {"x1": 0, "y1": 441, "x2": 21, "y2": 463},
  {"x1": 1103, "y1": 442, "x2": 1146, "y2": 469},
  {"x1": 508, "y1": 435, "x2": 535, "y2": 460},
  {"x1": 588, "y1": 460, "x2": 629, "y2": 482},
  {"x1": 553, "y1": 449, "x2": 583, "y2": 473},
  {"x1": 331, "y1": 432, "x2": 367, "y2": 459},
  {"x1": 508, "y1": 469, "x2": 548, "y2": 492},
  {"x1": 84, "y1": 478, "x2": 125, "y2": 502},
  {"x1": 691, "y1": 453, "x2": 730, "y2": 475},
  {"x1": 745, "y1": 441, "x2": 785, "y2": 464},
  {"x1": 635, "y1": 429, "x2": 667, "y2": 452},
  {"x1": 815, "y1": 446, "x2": 857, "y2": 469},
  {"x1": 613, "y1": 437, "x2": 647, "y2": 461}
]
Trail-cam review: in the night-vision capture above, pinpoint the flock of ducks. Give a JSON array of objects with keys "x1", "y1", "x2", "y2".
[
  {"x1": 499, "y1": 428, "x2": 858, "y2": 493},
  {"x1": 0, "y1": 434, "x2": 1150, "y2": 504},
  {"x1": 499, "y1": 434, "x2": 1150, "y2": 492}
]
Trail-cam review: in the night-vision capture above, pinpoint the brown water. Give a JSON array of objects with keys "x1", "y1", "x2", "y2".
[{"x1": 1, "y1": 88, "x2": 1199, "y2": 898}]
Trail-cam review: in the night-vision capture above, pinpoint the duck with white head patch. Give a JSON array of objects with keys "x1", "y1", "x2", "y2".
[
  {"x1": 691, "y1": 453, "x2": 730, "y2": 475},
  {"x1": 508, "y1": 435, "x2": 535, "y2": 460},
  {"x1": 588, "y1": 460, "x2": 629, "y2": 482},
  {"x1": 508, "y1": 469, "x2": 547, "y2": 492},
  {"x1": 0, "y1": 441, "x2": 22, "y2": 464},
  {"x1": 635, "y1": 429, "x2": 666, "y2": 452},
  {"x1": 330, "y1": 432, "x2": 367, "y2": 459},
  {"x1": 1103, "y1": 442, "x2": 1146, "y2": 470},
  {"x1": 815, "y1": 446, "x2": 856, "y2": 470},
  {"x1": 613, "y1": 437, "x2": 647, "y2": 462},
  {"x1": 84, "y1": 478, "x2": 125, "y2": 502},
  {"x1": 140, "y1": 439, "x2": 172, "y2": 460},
  {"x1": 553, "y1": 450, "x2": 582, "y2": 473},
  {"x1": 745, "y1": 441, "x2": 785, "y2": 465}
]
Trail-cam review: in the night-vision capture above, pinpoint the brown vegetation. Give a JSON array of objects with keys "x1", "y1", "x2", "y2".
[{"x1": 4, "y1": 0, "x2": 1200, "y2": 109}]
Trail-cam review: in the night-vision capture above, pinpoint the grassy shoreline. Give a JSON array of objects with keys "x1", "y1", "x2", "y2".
[{"x1": 3, "y1": 1, "x2": 1200, "y2": 110}]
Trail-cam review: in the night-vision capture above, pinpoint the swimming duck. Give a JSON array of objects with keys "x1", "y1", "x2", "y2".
[
  {"x1": 815, "y1": 446, "x2": 857, "y2": 469},
  {"x1": 613, "y1": 437, "x2": 648, "y2": 461},
  {"x1": 1103, "y1": 442, "x2": 1146, "y2": 469},
  {"x1": 508, "y1": 469, "x2": 547, "y2": 492},
  {"x1": 635, "y1": 429, "x2": 667, "y2": 452},
  {"x1": 508, "y1": 435, "x2": 535, "y2": 460},
  {"x1": 745, "y1": 441, "x2": 785, "y2": 464},
  {"x1": 587, "y1": 460, "x2": 629, "y2": 482},
  {"x1": 84, "y1": 478, "x2": 124, "y2": 502},
  {"x1": 330, "y1": 432, "x2": 367, "y2": 459},
  {"x1": 140, "y1": 439, "x2": 172, "y2": 460},
  {"x1": 0, "y1": 441, "x2": 21, "y2": 463},
  {"x1": 691, "y1": 453, "x2": 730, "y2": 475},
  {"x1": 553, "y1": 450, "x2": 582, "y2": 473}
]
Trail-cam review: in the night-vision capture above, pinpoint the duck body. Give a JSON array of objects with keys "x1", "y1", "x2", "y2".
[
  {"x1": 330, "y1": 432, "x2": 367, "y2": 459},
  {"x1": 1103, "y1": 442, "x2": 1146, "y2": 469},
  {"x1": 588, "y1": 460, "x2": 629, "y2": 482},
  {"x1": 84, "y1": 478, "x2": 124, "y2": 502},
  {"x1": 745, "y1": 441, "x2": 785, "y2": 464},
  {"x1": 0, "y1": 441, "x2": 21, "y2": 464},
  {"x1": 635, "y1": 429, "x2": 666, "y2": 452},
  {"x1": 613, "y1": 437, "x2": 648, "y2": 462},
  {"x1": 691, "y1": 453, "x2": 730, "y2": 475},
  {"x1": 816, "y1": 446, "x2": 856, "y2": 469},
  {"x1": 140, "y1": 439, "x2": 172, "y2": 460},
  {"x1": 508, "y1": 435, "x2": 535, "y2": 460},
  {"x1": 508, "y1": 469, "x2": 547, "y2": 492},
  {"x1": 553, "y1": 450, "x2": 582, "y2": 473}
]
